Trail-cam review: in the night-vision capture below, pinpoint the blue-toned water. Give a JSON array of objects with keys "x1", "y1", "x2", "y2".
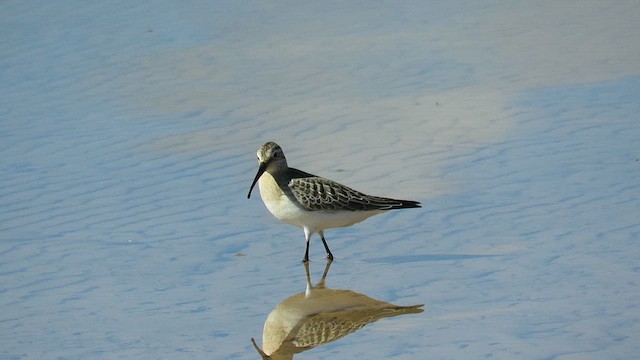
[{"x1": 2, "y1": 1, "x2": 639, "y2": 359}]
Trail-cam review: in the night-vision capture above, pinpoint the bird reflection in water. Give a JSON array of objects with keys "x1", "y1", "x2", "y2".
[{"x1": 251, "y1": 261, "x2": 424, "y2": 359}]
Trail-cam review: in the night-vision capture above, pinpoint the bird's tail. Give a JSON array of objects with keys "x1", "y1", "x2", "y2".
[
  {"x1": 394, "y1": 199, "x2": 421, "y2": 209},
  {"x1": 368, "y1": 196, "x2": 421, "y2": 210}
]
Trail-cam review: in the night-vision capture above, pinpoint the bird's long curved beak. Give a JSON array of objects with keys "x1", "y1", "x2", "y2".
[{"x1": 247, "y1": 162, "x2": 268, "y2": 199}]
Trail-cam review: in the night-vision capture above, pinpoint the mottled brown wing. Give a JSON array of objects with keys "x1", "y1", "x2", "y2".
[{"x1": 288, "y1": 176, "x2": 419, "y2": 211}]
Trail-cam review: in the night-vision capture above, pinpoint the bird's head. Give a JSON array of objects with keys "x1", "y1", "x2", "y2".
[{"x1": 248, "y1": 142, "x2": 287, "y2": 199}]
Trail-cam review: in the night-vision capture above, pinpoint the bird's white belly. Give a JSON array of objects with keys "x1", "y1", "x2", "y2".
[{"x1": 258, "y1": 173, "x2": 384, "y2": 232}]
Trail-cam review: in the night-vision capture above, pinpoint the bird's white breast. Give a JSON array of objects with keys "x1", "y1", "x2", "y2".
[{"x1": 258, "y1": 172, "x2": 301, "y2": 225}]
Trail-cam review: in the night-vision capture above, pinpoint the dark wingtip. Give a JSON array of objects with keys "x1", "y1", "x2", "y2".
[
  {"x1": 400, "y1": 200, "x2": 421, "y2": 209},
  {"x1": 372, "y1": 198, "x2": 422, "y2": 210}
]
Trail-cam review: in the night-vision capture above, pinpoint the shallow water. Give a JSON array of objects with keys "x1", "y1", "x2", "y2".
[{"x1": 2, "y1": 1, "x2": 639, "y2": 359}]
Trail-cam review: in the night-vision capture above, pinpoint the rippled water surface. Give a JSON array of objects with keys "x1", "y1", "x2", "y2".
[{"x1": 2, "y1": 1, "x2": 639, "y2": 359}]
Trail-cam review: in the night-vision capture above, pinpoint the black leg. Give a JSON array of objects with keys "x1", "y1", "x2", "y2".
[
  {"x1": 320, "y1": 232, "x2": 333, "y2": 261},
  {"x1": 303, "y1": 237, "x2": 310, "y2": 263},
  {"x1": 303, "y1": 228, "x2": 311, "y2": 263}
]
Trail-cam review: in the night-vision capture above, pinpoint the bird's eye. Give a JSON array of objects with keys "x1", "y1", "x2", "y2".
[{"x1": 273, "y1": 152, "x2": 280, "y2": 158}]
